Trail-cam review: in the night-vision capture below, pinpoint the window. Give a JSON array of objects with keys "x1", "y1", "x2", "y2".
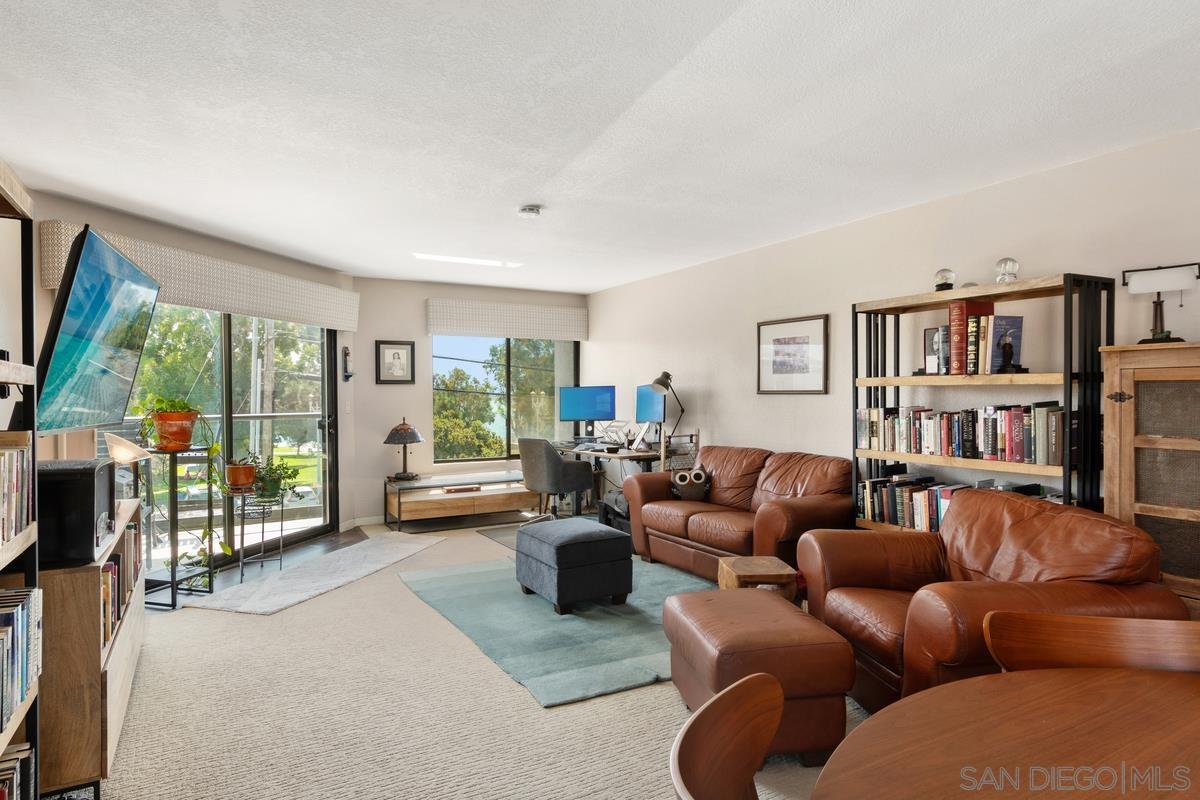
[{"x1": 432, "y1": 335, "x2": 576, "y2": 461}]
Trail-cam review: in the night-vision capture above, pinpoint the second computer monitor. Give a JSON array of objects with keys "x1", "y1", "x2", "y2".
[
  {"x1": 559, "y1": 385, "x2": 616, "y2": 423},
  {"x1": 635, "y1": 384, "x2": 666, "y2": 423}
]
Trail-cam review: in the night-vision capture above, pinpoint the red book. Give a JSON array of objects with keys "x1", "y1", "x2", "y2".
[
  {"x1": 948, "y1": 300, "x2": 995, "y2": 376},
  {"x1": 1011, "y1": 412, "x2": 1025, "y2": 463},
  {"x1": 941, "y1": 414, "x2": 951, "y2": 456}
]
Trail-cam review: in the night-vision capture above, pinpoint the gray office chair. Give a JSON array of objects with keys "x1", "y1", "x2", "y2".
[{"x1": 518, "y1": 438, "x2": 594, "y2": 520}]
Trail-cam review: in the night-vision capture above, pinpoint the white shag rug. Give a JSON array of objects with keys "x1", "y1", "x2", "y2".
[{"x1": 183, "y1": 528, "x2": 443, "y2": 614}]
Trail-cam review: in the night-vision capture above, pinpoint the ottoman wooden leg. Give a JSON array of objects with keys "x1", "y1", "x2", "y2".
[
  {"x1": 611, "y1": 593, "x2": 627, "y2": 605},
  {"x1": 554, "y1": 603, "x2": 572, "y2": 615},
  {"x1": 520, "y1": 585, "x2": 533, "y2": 595},
  {"x1": 801, "y1": 750, "x2": 832, "y2": 767}
]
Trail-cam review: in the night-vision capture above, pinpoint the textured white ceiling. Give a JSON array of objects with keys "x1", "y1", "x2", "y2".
[{"x1": 2, "y1": 1, "x2": 1199, "y2": 292}]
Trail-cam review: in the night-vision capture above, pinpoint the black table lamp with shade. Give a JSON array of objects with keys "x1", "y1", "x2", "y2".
[{"x1": 385, "y1": 417, "x2": 424, "y2": 481}]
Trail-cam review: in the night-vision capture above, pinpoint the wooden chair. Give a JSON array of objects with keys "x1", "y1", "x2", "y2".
[
  {"x1": 984, "y1": 611, "x2": 1200, "y2": 673},
  {"x1": 669, "y1": 672, "x2": 783, "y2": 800}
]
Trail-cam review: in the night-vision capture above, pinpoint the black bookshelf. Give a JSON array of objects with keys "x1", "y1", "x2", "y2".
[{"x1": 851, "y1": 274, "x2": 1114, "y2": 517}]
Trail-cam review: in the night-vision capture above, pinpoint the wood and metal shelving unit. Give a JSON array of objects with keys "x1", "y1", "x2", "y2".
[
  {"x1": 1, "y1": 169, "x2": 40, "y2": 798},
  {"x1": 40, "y1": 499, "x2": 146, "y2": 796},
  {"x1": 852, "y1": 274, "x2": 1115, "y2": 528}
]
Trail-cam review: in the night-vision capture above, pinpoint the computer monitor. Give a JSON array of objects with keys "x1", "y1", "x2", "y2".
[
  {"x1": 635, "y1": 384, "x2": 666, "y2": 423},
  {"x1": 558, "y1": 385, "x2": 616, "y2": 425}
]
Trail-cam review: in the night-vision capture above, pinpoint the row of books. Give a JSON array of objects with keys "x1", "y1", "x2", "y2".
[
  {"x1": 0, "y1": 743, "x2": 35, "y2": 800},
  {"x1": 858, "y1": 474, "x2": 1063, "y2": 531},
  {"x1": 101, "y1": 553, "x2": 128, "y2": 648},
  {"x1": 856, "y1": 402, "x2": 1073, "y2": 466},
  {"x1": 0, "y1": 588, "x2": 41, "y2": 731},
  {"x1": 924, "y1": 301, "x2": 1027, "y2": 376},
  {"x1": 0, "y1": 433, "x2": 32, "y2": 545}
]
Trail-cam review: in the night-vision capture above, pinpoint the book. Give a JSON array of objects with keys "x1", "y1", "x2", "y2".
[
  {"x1": 988, "y1": 315, "x2": 1025, "y2": 373},
  {"x1": 937, "y1": 325, "x2": 951, "y2": 375},
  {"x1": 979, "y1": 315, "x2": 991, "y2": 374},
  {"x1": 923, "y1": 328, "x2": 939, "y2": 374},
  {"x1": 949, "y1": 301, "x2": 994, "y2": 376},
  {"x1": 1022, "y1": 407, "x2": 1034, "y2": 464},
  {"x1": 965, "y1": 315, "x2": 981, "y2": 375},
  {"x1": 1033, "y1": 402, "x2": 1062, "y2": 465},
  {"x1": 1048, "y1": 409, "x2": 1065, "y2": 466}
]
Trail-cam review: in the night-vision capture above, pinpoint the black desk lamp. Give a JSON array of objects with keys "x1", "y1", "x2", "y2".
[
  {"x1": 650, "y1": 371, "x2": 685, "y2": 438},
  {"x1": 385, "y1": 417, "x2": 424, "y2": 481}
]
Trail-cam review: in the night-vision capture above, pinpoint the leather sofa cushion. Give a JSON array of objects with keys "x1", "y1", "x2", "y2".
[
  {"x1": 940, "y1": 489, "x2": 1162, "y2": 584},
  {"x1": 751, "y1": 452, "x2": 852, "y2": 510},
  {"x1": 823, "y1": 587, "x2": 913, "y2": 673},
  {"x1": 697, "y1": 445, "x2": 772, "y2": 510},
  {"x1": 687, "y1": 511, "x2": 755, "y2": 555},
  {"x1": 642, "y1": 500, "x2": 730, "y2": 538},
  {"x1": 663, "y1": 589, "x2": 854, "y2": 698}
]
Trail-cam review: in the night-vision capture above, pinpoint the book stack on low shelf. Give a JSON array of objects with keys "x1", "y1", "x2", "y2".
[
  {"x1": 854, "y1": 401, "x2": 1075, "y2": 468},
  {"x1": 857, "y1": 473, "x2": 1060, "y2": 533},
  {"x1": 853, "y1": 274, "x2": 1115, "y2": 530},
  {"x1": 0, "y1": 742, "x2": 35, "y2": 800}
]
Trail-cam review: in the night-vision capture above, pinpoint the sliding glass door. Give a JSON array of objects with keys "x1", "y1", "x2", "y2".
[
  {"x1": 112, "y1": 304, "x2": 335, "y2": 573},
  {"x1": 230, "y1": 315, "x2": 331, "y2": 541}
]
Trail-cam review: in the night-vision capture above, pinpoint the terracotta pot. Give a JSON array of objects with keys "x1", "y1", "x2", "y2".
[
  {"x1": 225, "y1": 464, "x2": 257, "y2": 489},
  {"x1": 153, "y1": 410, "x2": 199, "y2": 452}
]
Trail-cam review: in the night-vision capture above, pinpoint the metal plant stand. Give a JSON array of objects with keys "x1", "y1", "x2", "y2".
[
  {"x1": 236, "y1": 489, "x2": 285, "y2": 582},
  {"x1": 145, "y1": 448, "x2": 216, "y2": 609}
]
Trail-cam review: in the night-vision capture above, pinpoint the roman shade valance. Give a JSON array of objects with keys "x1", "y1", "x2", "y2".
[
  {"x1": 39, "y1": 220, "x2": 360, "y2": 332},
  {"x1": 426, "y1": 298, "x2": 587, "y2": 341}
]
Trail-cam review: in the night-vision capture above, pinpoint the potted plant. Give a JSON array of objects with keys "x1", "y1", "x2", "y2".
[
  {"x1": 255, "y1": 455, "x2": 300, "y2": 499},
  {"x1": 224, "y1": 451, "x2": 260, "y2": 490},
  {"x1": 133, "y1": 394, "x2": 206, "y2": 452}
]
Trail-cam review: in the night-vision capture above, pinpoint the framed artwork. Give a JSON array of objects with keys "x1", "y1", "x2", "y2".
[
  {"x1": 757, "y1": 314, "x2": 829, "y2": 394},
  {"x1": 375, "y1": 340, "x2": 415, "y2": 384}
]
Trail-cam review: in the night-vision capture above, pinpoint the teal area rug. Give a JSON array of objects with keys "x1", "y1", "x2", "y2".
[{"x1": 400, "y1": 558, "x2": 712, "y2": 707}]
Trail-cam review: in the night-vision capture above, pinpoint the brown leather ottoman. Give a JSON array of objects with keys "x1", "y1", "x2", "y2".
[{"x1": 663, "y1": 589, "x2": 854, "y2": 758}]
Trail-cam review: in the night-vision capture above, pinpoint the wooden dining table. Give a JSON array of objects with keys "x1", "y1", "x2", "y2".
[{"x1": 812, "y1": 668, "x2": 1200, "y2": 799}]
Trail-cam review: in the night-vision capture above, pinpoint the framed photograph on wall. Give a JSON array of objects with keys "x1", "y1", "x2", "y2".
[
  {"x1": 757, "y1": 314, "x2": 828, "y2": 394},
  {"x1": 375, "y1": 340, "x2": 415, "y2": 384}
]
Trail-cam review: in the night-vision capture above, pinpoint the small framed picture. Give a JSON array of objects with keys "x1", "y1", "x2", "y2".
[
  {"x1": 375, "y1": 340, "x2": 415, "y2": 384},
  {"x1": 923, "y1": 327, "x2": 940, "y2": 374},
  {"x1": 757, "y1": 314, "x2": 829, "y2": 394}
]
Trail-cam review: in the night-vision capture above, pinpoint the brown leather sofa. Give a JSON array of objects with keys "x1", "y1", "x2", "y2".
[
  {"x1": 623, "y1": 445, "x2": 852, "y2": 581},
  {"x1": 796, "y1": 488, "x2": 1189, "y2": 712}
]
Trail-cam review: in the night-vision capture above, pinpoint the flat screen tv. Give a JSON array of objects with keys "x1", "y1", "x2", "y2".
[
  {"x1": 558, "y1": 385, "x2": 616, "y2": 422},
  {"x1": 37, "y1": 226, "x2": 160, "y2": 434},
  {"x1": 635, "y1": 384, "x2": 665, "y2": 423}
]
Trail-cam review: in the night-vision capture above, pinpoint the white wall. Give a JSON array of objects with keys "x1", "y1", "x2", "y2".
[
  {"x1": 343, "y1": 278, "x2": 585, "y2": 527},
  {"x1": 583, "y1": 131, "x2": 1200, "y2": 482}
]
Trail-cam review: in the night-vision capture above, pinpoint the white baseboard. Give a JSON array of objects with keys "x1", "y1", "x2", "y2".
[{"x1": 340, "y1": 515, "x2": 385, "y2": 531}]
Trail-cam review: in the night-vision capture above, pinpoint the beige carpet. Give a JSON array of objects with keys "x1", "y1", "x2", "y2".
[{"x1": 102, "y1": 527, "x2": 864, "y2": 799}]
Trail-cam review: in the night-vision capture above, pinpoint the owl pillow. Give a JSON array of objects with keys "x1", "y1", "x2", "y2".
[{"x1": 671, "y1": 467, "x2": 711, "y2": 501}]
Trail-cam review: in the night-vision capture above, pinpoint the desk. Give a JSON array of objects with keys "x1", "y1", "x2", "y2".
[
  {"x1": 812, "y1": 668, "x2": 1200, "y2": 799},
  {"x1": 551, "y1": 444, "x2": 667, "y2": 472},
  {"x1": 384, "y1": 470, "x2": 538, "y2": 531}
]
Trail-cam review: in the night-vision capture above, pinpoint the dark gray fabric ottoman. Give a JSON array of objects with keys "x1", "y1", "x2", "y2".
[{"x1": 515, "y1": 517, "x2": 633, "y2": 614}]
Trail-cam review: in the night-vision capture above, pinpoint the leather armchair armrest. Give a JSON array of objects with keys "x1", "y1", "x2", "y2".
[
  {"x1": 753, "y1": 494, "x2": 854, "y2": 563},
  {"x1": 623, "y1": 472, "x2": 674, "y2": 556},
  {"x1": 796, "y1": 530, "x2": 946, "y2": 620},
  {"x1": 902, "y1": 579, "x2": 1189, "y2": 697}
]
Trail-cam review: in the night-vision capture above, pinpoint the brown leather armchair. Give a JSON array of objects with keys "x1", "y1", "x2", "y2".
[
  {"x1": 624, "y1": 445, "x2": 852, "y2": 581},
  {"x1": 796, "y1": 489, "x2": 1189, "y2": 711}
]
